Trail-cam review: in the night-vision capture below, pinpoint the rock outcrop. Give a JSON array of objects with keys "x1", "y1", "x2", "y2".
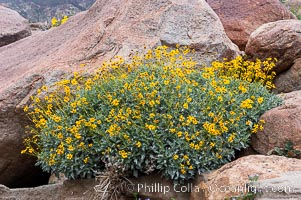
[
  {"x1": 245, "y1": 19, "x2": 301, "y2": 73},
  {"x1": 274, "y1": 58, "x2": 301, "y2": 93},
  {"x1": 0, "y1": 0, "x2": 239, "y2": 187},
  {"x1": 207, "y1": 0, "x2": 296, "y2": 51},
  {"x1": 191, "y1": 155, "x2": 301, "y2": 200},
  {"x1": 251, "y1": 90, "x2": 301, "y2": 156},
  {"x1": 0, "y1": 5, "x2": 31, "y2": 47}
]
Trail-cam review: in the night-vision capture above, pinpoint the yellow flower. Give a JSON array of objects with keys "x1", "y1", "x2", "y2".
[
  {"x1": 65, "y1": 137, "x2": 72, "y2": 144},
  {"x1": 111, "y1": 99, "x2": 120, "y2": 106},
  {"x1": 137, "y1": 93, "x2": 143, "y2": 99},
  {"x1": 123, "y1": 134, "x2": 129, "y2": 140},
  {"x1": 83, "y1": 157, "x2": 89, "y2": 164},
  {"x1": 240, "y1": 99, "x2": 253, "y2": 109},
  {"x1": 183, "y1": 103, "x2": 188, "y2": 109},
  {"x1": 169, "y1": 128, "x2": 176, "y2": 133},
  {"x1": 194, "y1": 144, "x2": 200, "y2": 150},
  {"x1": 41, "y1": 85, "x2": 48, "y2": 91},
  {"x1": 136, "y1": 141, "x2": 141, "y2": 148},
  {"x1": 145, "y1": 124, "x2": 156, "y2": 131},
  {"x1": 246, "y1": 120, "x2": 252, "y2": 126},
  {"x1": 119, "y1": 150, "x2": 128, "y2": 159},
  {"x1": 252, "y1": 124, "x2": 259, "y2": 133},
  {"x1": 149, "y1": 113, "x2": 155, "y2": 118},
  {"x1": 177, "y1": 131, "x2": 183, "y2": 137},
  {"x1": 68, "y1": 146, "x2": 74, "y2": 151},
  {"x1": 61, "y1": 15, "x2": 68, "y2": 25},
  {"x1": 216, "y1": 153, "x2": 222, "y2": 159},
  {"x1": 21, "y1": 149, "x2": 27, "y2": 154},
  {"x1": 75, "y1": 133, "x2": 81, "y2": 139},
  {"x1": 173, "y1": 154, "x2": 179, "y2": 160},
  {"x1": 64, "y1": 96, "x2": 70, "y2": 102},
  {"x1": 51, "y1": 17, "x2": 58, "y2": 27},
  {"x1": 66, "y1": 154, "x2": 73, "y2": 160},
  {"x1": 223, "y1": 79, "x2": 230, "y2": 84},
  {"x1": 257, "y1": 97, "x2": 264, "y2": 104},
  {"x1": 208, "y1": 112, "x2": 214, "y2": 117},
  {"x1": 149, "y1": 100, "x2": 155, "y2": 107},
  {"x1": 140, "y1": 100, "x2": 146, "y2": 106},
  {"x1": 23, "y1": 105, "x2": 29, "y2": 112},
  {"x1": 56, "y1": 148, "x2": 64, "y2": 155},
  {"x1": 35, "y1": 97, "x2": 40, "y2": 103},
  {"x1": 57, "y1": 133, "x2": 63, "y2": 139},
  {"x1": 53, "y1": 116, "x2": 61, "y2": 122},
  {"x1": 71, "y1": 79, "x2": 78, "y2": 85}
]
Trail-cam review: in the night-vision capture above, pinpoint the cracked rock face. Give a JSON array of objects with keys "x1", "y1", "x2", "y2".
[
  {"x1": 251, "y1": 90, "x2": 301, "y2": 156},
  {"x1": 0, "y1": 5, "x2": 31, "y2": 47},
  {"x1": 0, "y1": 0, "x2": 239, "y2": 186},
  {"x1": 207, "y1": 0, "x2": 296, "y2": 51}
]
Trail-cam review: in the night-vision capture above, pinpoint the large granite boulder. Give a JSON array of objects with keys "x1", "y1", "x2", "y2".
[
  {"x1": 245, "y1": 19, "x2": 301, "y2": 73},
  {"x1": 0, "y1": 0, "x2": 239, "y2": 187},
  {"x1": 0, "y1": 5, "x2": 31, "y2": 47},
  {"x1": 191, "y1": 155, "x2": 301, "y2": 200},
  {"x1": 207, "y1": 0, "x2": 296, "y2": 51},
  {"x1": 274, "y1": 58, "x2": 301, "y2": 93},
  {"x1": 251, "y1": 90, "x2": 301, "y2": 156}
]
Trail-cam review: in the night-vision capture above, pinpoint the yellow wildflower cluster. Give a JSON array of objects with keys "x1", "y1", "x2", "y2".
[
  {"x1": 210, "y1": 56, "x2": 277, "y2": 89},
  {"x1": 51, "y1": 15, "x2": 69, "y2": 27}
]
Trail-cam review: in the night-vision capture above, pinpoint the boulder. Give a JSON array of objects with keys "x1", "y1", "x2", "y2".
[
  {"x1": 191, "y1": 155, "x2": 301, "y2": 200},
  {"x1": 251, "y1": 90, "x2": 301, "y2": 156},
  {"x1": 0, "y1": 0, "x2": 240, "y2": 187},
  {"x1": 274, "y1": 58, "x2": 301, "y2": 93},
  {"x1": 0, "y1": 179, "x2": 98, "y2": 200},
  {"x1": 207, "y1": 0, "x2": 296, "y2": 51},
  {"x1": 252, "y1": 171, "x2": 301, "y2": 199},
  {"x1": 245, "y1": 19, "x2": 301, "y2": 73},
  {"x1": 0, "y1": 5, "x2": 31, "y2": 47}
]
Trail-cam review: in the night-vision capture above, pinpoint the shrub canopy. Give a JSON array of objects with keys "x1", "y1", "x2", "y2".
[{"x1": 22, "y1": 46, "x2": 282, "y2": 181}]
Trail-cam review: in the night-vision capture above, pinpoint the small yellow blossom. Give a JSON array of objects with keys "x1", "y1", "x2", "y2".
[
  {"x1": 66, "y1": 154, "x2": 73, "y2": 160},
  {"x1": 136, "y1": 141, "x2": 141, "y2": 148}
]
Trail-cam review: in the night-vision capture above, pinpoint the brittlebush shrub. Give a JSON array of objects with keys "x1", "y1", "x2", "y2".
[{"x1": 22, "y1": 46, "x2": 282, "y2": 181}]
